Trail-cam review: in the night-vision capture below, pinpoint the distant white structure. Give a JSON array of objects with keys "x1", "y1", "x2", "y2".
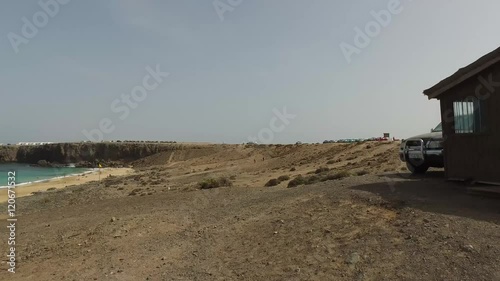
[{"x1": 17, "y1": 142, "x2": 54, "y2": 146}]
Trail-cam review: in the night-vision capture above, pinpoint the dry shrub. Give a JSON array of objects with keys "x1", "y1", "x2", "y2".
[
  {"x1": 356, "y1": 170, "x2": 370, "y2": 176},
  {"x1": 199, "y1": 177, "x2": 233, "y2": 189},
  {"x1": 306, "y1": 175, "x2": 320, "y2": 185},
  {"x1": 278, "y1": 175, "x2": 290, "y2": 181},
  {"x1": 265, "y1": 179, "x2": 280, "y2": 187},
  {"x1": 326, "y1": 171, "x2": 351, "y2": 181},
  {"x1": 315, "y1": 167, "x2": 330, "y2": 174},
  {"x1": 288, "y1": 175, "x2": 306, "y2": 188}
]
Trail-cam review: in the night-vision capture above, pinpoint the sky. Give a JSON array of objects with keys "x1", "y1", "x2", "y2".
[{"x1": 1, "y1": 0, "x2": 500, "y2": 144}]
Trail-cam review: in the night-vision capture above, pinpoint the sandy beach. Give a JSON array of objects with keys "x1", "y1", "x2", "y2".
[{"x1": 0, "y1": 168, "x2": 133, "y2": 203}]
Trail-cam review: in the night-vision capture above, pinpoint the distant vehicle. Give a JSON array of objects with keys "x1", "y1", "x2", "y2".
[{"x1": 399, "y1": 123, "x2": 444, "y2": 174}]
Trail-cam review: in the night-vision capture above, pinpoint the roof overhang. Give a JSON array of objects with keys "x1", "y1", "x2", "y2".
[{"x1": 423, "y1": 46, "x2": 500, "y2": 100}]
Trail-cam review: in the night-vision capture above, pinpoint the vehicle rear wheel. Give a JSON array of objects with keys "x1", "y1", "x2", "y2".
[{"x1": 406, "y1": 162, "x2": 429, "y2": 174}]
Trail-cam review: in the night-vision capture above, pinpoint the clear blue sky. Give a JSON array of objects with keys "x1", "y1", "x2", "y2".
[{"x1": 1, "y1": 0, "x2": 500, "y2": 144}]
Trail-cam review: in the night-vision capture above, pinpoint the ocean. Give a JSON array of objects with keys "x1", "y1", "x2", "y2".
[{"x1": 0, "y1": 163, "x2": 93, "y2": 188}]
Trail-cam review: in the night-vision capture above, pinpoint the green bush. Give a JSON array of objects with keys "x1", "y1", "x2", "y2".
[{"x1": 326, "y1": 160, "x2": 336, "y2": 165}]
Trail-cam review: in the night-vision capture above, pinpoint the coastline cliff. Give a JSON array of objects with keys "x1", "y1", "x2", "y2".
[{"x1": 0, "y1": 143, "x2": 206, "y2": 167}]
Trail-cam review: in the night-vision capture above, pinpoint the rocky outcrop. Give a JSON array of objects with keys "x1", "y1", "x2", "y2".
[
  {"x1": 0, "y1": 146, "x2": 17, "y2": 163},
  {"x1": 37, "y1": 160, "x2": 50, "y2": 167},
  {"x1": 0, "y1": 143, "x2": 206, "y2": 165}
]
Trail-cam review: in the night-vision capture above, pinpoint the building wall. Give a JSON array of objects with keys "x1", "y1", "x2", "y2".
[{"x1": 439, "y1": 63, "x2": 500, "y2": 183}]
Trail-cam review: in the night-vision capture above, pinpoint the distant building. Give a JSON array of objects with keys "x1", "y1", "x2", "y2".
[{"x1": 17, "y1": 142, "x2": 54, "y2": 146}]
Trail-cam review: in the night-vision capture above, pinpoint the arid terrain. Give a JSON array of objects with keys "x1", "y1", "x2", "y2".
[{"x1": 1, "y1": 142, "x2": 499, "y2": 280}]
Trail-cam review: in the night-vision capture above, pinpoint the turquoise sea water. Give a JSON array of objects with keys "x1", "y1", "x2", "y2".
[{"x1": 0, "y1": 163, "x2": 92, "y2": 187}]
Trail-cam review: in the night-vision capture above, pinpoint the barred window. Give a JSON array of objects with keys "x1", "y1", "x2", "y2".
[{"x1": 453, "y1": 97, "x2": 486, "y2": 134}]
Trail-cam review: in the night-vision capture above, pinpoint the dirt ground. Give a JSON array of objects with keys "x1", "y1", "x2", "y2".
[{"x1": 1, "y1": 142, "x2": 499, "y2": 280}]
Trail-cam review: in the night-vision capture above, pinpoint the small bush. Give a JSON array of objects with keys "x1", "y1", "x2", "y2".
[
  {"x1": 288, "y1": 175, "x2": 306, "y2": 188},
  {"x1": 326, "y1": 171, "x2": 351, "y2": 181},
  {"x1": 290, "y1": 167, "x2": 296, "y2": 172},
  {"x1": 217, "y1": 176, "x2": 233, "y2": 187},
  {"x1": 199, "y1": 177, "x2": 233, "y2": 189},
  {"x1": 326, "y1": 160, "x2": 336, "y2": 165},
  {"x1": 315, "y1": 167, "x2": 330, "y2": 174},
  {"x1": 356, "y1": 170, "x2": 370, "y2": 176},
  {"x1": 306, "y1": 175, "x2": 320, "y2": 185},
  {"x1": 199, "y1": 178, "x2": 219, "y2": 189},
  {"x1": 278, "y1": 175, "x2": 290, "y2": 181},
  {"x1": 265, "y1": 179, "x2": 280, "y2": 187}
]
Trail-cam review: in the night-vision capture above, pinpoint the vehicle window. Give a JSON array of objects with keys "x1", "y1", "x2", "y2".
[{"x1": 433, "y1": 123, "x2": 442, "y2": 132}]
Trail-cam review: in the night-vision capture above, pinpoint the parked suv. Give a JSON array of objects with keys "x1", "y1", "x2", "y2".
[{"x1": 399, "y1": 123, "x2": 444, "y2": 174}]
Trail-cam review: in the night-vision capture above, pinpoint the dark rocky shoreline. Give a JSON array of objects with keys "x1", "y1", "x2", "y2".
[{"x1": 0, "y1": 142, "x2": 202, "y2": 166}]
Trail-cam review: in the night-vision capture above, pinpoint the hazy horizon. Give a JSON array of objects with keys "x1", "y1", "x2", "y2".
[{"x1": 2, "y1": 0, "x2": 500, "y2": 144}]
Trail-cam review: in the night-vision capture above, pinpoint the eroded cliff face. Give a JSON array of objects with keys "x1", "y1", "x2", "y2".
[
  {"x1": 0, "y1": 146, "x2": 18, "y2": 162},
  {"x1": 0, "y1": 143, "x2": 200, "y2": 165}
]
